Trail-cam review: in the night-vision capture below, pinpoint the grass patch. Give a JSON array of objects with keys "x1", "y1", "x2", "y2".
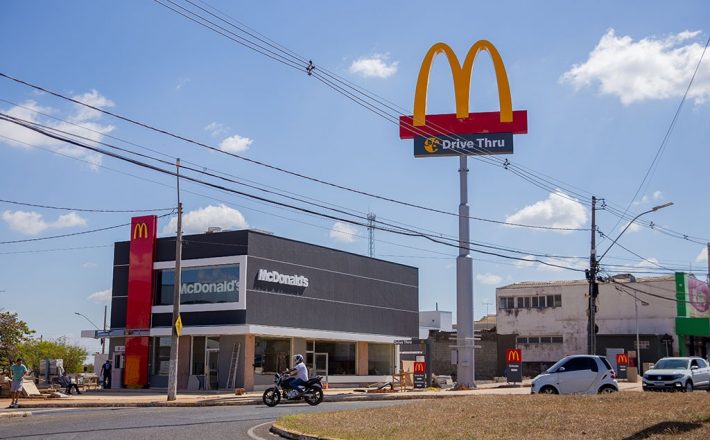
[{"x1": 276, "y1": 393, "x2": 710, "y2": 439}]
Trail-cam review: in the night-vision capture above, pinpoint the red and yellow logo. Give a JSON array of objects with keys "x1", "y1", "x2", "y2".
[
  {"x1": 423, "y1": 137, "x2": 440, "y2": 153},
  {"x1": 399, "y1": 40, "x2": 527, "y2": 139},
  {"x1": 413, "y1": 361, "x2": 426, "y2": 374},
  {"x1": 506, "y1": 348, "x2": 522, "y2": 364},
  {"x1": 133, "y1": 222, "x2": 149, "y2": 240},
  {"x1": 616, "y1": 353, "x2": 629, "y2": 366}
]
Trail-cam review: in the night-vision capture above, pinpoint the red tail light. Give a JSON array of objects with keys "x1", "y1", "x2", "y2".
[{"x1": 610, "y1": 370, "x2": 617, "y2": 379}]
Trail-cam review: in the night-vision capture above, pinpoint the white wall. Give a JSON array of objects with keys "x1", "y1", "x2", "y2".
[{"x1": 496, "y1": 277, "x2": 677, "y2": 362}]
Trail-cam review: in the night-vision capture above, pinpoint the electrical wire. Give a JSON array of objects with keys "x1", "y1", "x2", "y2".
[{"x1": 0, "y1": 198, "x2": 173, "y2": 213}]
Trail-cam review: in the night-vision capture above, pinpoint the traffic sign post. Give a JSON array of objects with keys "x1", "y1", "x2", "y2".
[{"x1": 505, "y1": 348, "x2": 523, "y2": 384}]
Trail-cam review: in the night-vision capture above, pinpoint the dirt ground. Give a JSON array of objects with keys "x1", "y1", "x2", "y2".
[{"x1": 276, "y1": 392, "x2": 710, "y2": 440}]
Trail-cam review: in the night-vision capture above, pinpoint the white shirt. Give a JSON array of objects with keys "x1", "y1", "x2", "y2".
[{"x1": 294, "y1": 362, "x2": 308, "y2": 381}]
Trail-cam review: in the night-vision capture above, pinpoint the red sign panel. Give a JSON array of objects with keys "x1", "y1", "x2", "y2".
[
  {"x1": 616, "y1": 353, "x2": 629, "y2": 366},
  {"x1": 413, "y1": 361, "x2": 426, "y2": 374},
  {"x1": 506, "y1": 348, "x2": 522, "y2": 364},
  {"x1": 124, "y1": 215, "x2": 157, "y2": 388}
]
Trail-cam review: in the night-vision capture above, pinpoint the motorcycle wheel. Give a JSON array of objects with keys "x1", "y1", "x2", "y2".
[
  {"x1": 262, "y1": 387, "x2": 281, "y2": 407},
  {"x1": 303, "y1": 386, "x2": 323, "y2": 406}
]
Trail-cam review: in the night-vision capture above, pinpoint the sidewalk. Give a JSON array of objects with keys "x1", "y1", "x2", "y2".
[{"x1": 0, "y1": 380, "x2": 642, "y2": 411}]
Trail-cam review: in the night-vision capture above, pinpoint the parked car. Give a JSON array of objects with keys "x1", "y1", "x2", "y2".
[
  {"x1": 642, "y1": 357, "x2": 710, "y2": 392},
  {"x1": 531, "y1": 355, "x2": 618, "y2": 395}
]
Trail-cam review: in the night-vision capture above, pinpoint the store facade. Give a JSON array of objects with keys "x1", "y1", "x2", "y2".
[{"x1": 98, "y1": 216, "x2": 418, "y2": 390}]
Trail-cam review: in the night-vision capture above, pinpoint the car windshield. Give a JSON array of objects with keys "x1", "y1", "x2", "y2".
[{"x1": 653, "y1": 359, "x2": 689, "y2": 370}]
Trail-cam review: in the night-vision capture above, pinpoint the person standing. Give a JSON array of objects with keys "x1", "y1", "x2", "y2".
[
  {"x1": 100, "y1": 360, "x2": 112, "y2": 389},
  {"x1": 9, "y1": 358, "x2": 30, "y2": 408}
]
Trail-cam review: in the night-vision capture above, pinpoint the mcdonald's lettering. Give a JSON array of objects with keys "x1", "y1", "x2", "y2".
[
  {"x1": 506, "y1": 348, "x2": 522, "y2": 364},
  {"x1": 133, "y1": 222, "x2": 149, "y2": 240},
  {"x1": 616, "y1": 353, "x2": 629, "y2": 366},
  {"x1": 414, "y1": 361, "x2": 426, "y2": 374},
  {"x1": 400, "y1": 40, "x2": 528, "y2": 154}
]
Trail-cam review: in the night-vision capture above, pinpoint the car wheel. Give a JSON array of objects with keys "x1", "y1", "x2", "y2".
[
  {"x1": 684, "y1": 381, "x2": 693, "y2": 393},
  {"x1": 598, "y1": 385, "x2": 617, "y2": 394},
  {"x1": 539, "y1": 386, "x2": 558, "y2": 395}
]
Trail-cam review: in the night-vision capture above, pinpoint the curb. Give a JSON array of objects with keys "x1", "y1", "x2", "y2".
[
  {"x1": 9, "y1": 391, "x2": 475, "y2": 409},
  {"x1": 270, "y1": 422, "x2": 338, "y2": 440},
  {"x1": 0, "y1": 411, "x2": 32, "y2": 419}
]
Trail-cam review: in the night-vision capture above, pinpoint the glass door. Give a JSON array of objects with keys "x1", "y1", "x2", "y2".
[
  {"x1": 206, "y1": 350, "x2": 219, "y2": 390},
  {"x1": 314, "y1": 352, "x2": 328, "y2": 383}
]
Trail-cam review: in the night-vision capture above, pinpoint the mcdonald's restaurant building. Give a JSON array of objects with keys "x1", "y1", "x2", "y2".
[{"x1": 93, "y1": 216, "x2": 418, "y2": 390}]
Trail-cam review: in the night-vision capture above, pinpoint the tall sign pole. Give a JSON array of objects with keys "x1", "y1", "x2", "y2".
[
  {"x1": 399, "y1": 41, "x2": 528, "y2": 388},
  {"x1": 167, "y1": 159, "x2": 183, "y2": 401},
  {"x1": 587, "y1": 196, "x2": 597, "y2": 355},
  {"x1": 456, "y1": 155, "x2": 475, "y2": 385}
]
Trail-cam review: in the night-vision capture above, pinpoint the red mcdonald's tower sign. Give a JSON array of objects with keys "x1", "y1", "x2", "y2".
[
  {"x1": 124, "y1": 215, "x2": 157, "y2": 388},
  {"x1": 616, "y1": 353, "x2": 629, "y2": 366}
]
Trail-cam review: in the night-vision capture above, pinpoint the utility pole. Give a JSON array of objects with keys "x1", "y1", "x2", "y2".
[
  {"x1": 367, "y1": 212, "x2": 376, "y2": 257},
  {"x1": 167, "y1": 159, "x2": 183, "y2": 402},
  {"x1": 587, "y1": 196, "x2": 598, "y2": 355},
  {"x1": 706, "y1": 242, "x2": 709, "y2": 285}
]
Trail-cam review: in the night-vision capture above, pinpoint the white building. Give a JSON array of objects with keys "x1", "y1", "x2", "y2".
[{"x1": 496, "y1": 275, "x2": 677, "y2": 374}]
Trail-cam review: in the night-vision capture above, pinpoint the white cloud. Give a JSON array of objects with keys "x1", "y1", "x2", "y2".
[
  {"x1": 652, "y1": 191, "x2": 663, "y2": 200},
  {"x1": 475, "y1": 272, "x2": 503, "y2": 285},
  {"x1": 87, "y1": 289, "x2": 111, "y2": 303},
  {"x1": 561, "y1": 29, "x2": 710, "y2": 105},
  {"x1": 505, "y1": 191, "x2": 587, "y2": 233},
  {"x1": 162, "y1": 204, "x2": 248, "y2": 235},
  {"x1": 176, "y1": 77, "x2": 191, "y2": 91},
  {"x1": 1, "y1": 210, "x2": 87, "y2": 235},
  {"x1": 329, "y1": 221, "x2": 358, "y2": 243},
  {"x1": 515, "y1": 255, "x2": 536, "y2": 268},
  {"x1": 623, "y1": 220, "x2": 642, "y2": 234},
  {"x1": 634, "y1": 190, "x2": 665, "y2": 206},
  {"x1": 0, "y1": 91, "x2": 115, "y2": 168},
  {"x1": 204, "y1": 122, "x2": 229, "y2": 137},
  {"x1": 219, "y1": 134, "x2": 253, "y2": 153},
  {"x1": 349, "y1": 54, "x2": 398, "y2": 79},
  {"x1": 697, "y1": 247, "x2": 708, "y2": 264}
]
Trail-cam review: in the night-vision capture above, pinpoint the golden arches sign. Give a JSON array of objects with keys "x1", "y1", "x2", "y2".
[
  {"x1": 133, "y1": 222, "x2": 149, "y2": 240},
  {"x1": 413, "y1": 40, "x2": 512, "y2": 127}
]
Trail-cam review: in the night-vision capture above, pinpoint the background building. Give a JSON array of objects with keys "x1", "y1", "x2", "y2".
[{"x1": 496, "y1": 275, "x2": 677, "y2": 376}]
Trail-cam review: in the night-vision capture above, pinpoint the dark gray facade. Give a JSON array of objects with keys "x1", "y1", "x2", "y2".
[{"x1": 111, "y1": 230, "x2": 419, "y2": 337}]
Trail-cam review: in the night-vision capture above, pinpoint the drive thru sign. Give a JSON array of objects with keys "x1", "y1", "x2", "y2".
[
  {"x1": 505, "y1": 348, "x2": 523, "y2": 383},
  {"x1": 413, "y1": 361, "x2": 426, "y2": 388}
]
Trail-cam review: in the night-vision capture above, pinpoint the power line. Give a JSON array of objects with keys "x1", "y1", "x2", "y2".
[
  {"x1": 0, "y1": 198, "x2": 173, "y2": 213},
  {"x1": 0, "y1": 112, "x2": 585, "y2": 272}
]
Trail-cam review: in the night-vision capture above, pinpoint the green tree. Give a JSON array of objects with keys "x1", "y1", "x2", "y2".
[
  {"x1": 0, "y1": 310, "x2": 34, "y2": 374},
  {"x1": 18, "y1": 337, "x2": 89, "y2": 374}
]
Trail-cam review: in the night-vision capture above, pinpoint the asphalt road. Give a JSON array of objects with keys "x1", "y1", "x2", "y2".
[{"x1": 0, "y1": 401, "x2": 409, "y2": 440}]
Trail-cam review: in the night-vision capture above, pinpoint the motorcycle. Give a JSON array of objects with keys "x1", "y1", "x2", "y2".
[{"x1": 262, "y1": 372, "x2": 324, "y2": 407}]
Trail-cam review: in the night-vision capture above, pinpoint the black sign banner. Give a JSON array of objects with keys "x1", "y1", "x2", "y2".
[{"x1": 414, "y1": 133, "x2": 514, "y2": 157}]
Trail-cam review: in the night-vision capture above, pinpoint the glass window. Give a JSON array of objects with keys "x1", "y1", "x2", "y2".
[
  {"x1": 524, "y1": 297, "x2": 531, "y2": 308},
  {"x1": 499, "y1": 297, "x2": 514, "y2": 310},
  {"x1": 561, "y1": 357, "x2": 597, "y2": 372},
  {"x1": 254, "y1": 337, "x2": 290, "y2": 374},
  {"x1": 153, "y1": 337, "x2": 171, "y2": 376},
  {"x1": 191, "y1": 336, "x2": 205, "y2": 375},
  {"x1": 368, "y1": 344, "x2": 394, "y2": 375},
  {"x1": 527, "y1": 337, "x2": 540, "y2": 344},
  {"x1": 532, "y1": 297, "x2": 540, "y2": 308},
  {"x1": 546, "y1": 295, "x2": 554, "y2": 308},
  {"x1": 516, "y1": 337, "x2": 528, "y2": 344},
  {"x1": 554, "y1": 295, "x2": 562, "y2": 307},
  {"x1": 206, "y1": 337, "x2": 220, "y2": 350},
  {"x1": 551, "y1": 336, "x2": 563, "y2": 343},
  {"x1": 155, "y1": 264, "x2": 240, "y2": 305},
  {"x1": 540, "y1": 337, "x2": 552, "y2": 344},
  {"x1": 538, "y1": 296, "x2": 546, "y2": 308},
  {"x1": 516, "y1": 297, "x2": 525, "y2": 309},
  {"x1": 697, "y1": 359, "x2": 708, "y2": 368},
  {"x1": 315, "y1": 341, "x2": 356, "y2": 375}
]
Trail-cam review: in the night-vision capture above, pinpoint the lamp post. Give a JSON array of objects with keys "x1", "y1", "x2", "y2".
[
  {"x1": 589, "y1": 202, "x2": 673, "y2": 355},
  {"x1": 75, "y1": 309, "x2": 107, "y2": 354}
]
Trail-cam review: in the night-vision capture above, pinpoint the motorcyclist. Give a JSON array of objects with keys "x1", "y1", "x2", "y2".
[{"x1": 285, "y1": 354, "x2": 308, "y2": 394}]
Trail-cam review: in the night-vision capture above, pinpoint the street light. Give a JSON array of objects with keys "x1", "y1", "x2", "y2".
[
  {"x1": 633, "y1": 291, "x2": 650, "y2": 375},
  {"x1": 74, "y1": 310, "x2": 106, "y2": 354},
  {"x1": 588, "y1": 201, "x2": 673, "y2": 355}
]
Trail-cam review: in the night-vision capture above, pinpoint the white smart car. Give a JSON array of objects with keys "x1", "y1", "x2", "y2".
[{"x1": 531, "y1": 355, "x2": 618, "y2": 395}]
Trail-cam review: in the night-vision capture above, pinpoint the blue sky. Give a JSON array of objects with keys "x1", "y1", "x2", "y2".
[{"x1": 1, "y1": 1, "x2": 709, "y2": 354}]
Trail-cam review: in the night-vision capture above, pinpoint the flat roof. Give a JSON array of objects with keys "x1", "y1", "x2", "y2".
[{"x1": 497, "y1": 274, "x2": 675, "y2": 290}]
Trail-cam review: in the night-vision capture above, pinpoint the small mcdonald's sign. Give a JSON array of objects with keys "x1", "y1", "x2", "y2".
[
  {"x1": 506, "y1": 348, "x2": 522, "y2": 364},
  {"x1": 616, "y1": 353, "x2": 629, "y2": 366}
]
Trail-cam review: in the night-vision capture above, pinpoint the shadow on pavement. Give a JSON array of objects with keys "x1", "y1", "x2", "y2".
[{"x1": 622, "y1": 420, "x2": 706, "y2": 440}]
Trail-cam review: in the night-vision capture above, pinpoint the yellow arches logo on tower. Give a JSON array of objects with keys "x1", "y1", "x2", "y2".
[
  {"x1": 133, "y1": 222, "x2": 149, "y2": 240},
  {"x1": 413, "y1": 40, "x2": 512, "y2": 127}
]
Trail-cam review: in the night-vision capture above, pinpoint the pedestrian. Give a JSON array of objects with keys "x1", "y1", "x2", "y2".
[
  {"x1": 9, "y1": 358, "x2": 30, "y2": 408},
  {"x1": 58, "y1": 372, "x2": 82, "y2": 395},
  {"x1": 100, "y1": 360, "x2": 112, "y2": 389}
]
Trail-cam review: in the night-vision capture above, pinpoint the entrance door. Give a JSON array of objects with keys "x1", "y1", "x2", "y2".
[
  {"x1": 206, "y1": 350, "x2": 219, "y2": 390},
  {"x1": 314, "y1": 352, "x2": 328, "y2": 383}
]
